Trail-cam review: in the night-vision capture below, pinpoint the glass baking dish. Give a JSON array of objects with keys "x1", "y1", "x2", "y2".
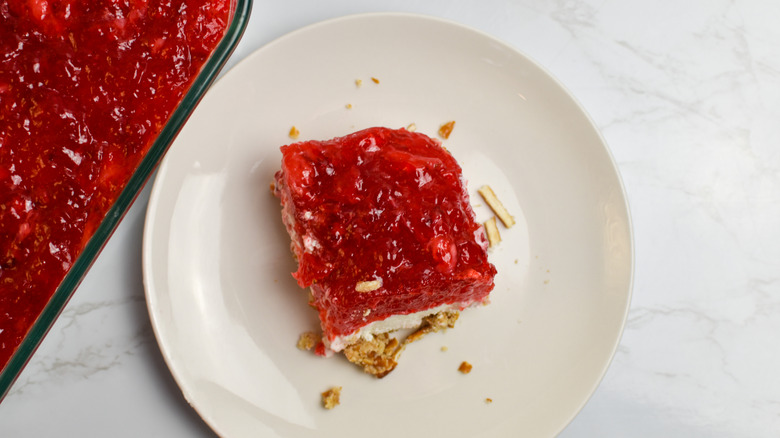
[{"x1": 0, "y1": 0, "x2": 252, "y2": 401}]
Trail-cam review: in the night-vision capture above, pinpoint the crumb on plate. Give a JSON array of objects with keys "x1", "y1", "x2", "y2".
[
  {"x1": 458, "y1": 361, "x2": 473, "y2": 374},
  {"x1": 321, "y1": 386, "x2": 342, "y2": 410},
  {"x1": 296, "y1": 331, "x2": 318, "y2": 351},
  {"x1": 438, "y1": 120, "x2": 455, "y2": 139},
  {"x1": 289, "y1": 126, "x2": 300, "y2": 139}
]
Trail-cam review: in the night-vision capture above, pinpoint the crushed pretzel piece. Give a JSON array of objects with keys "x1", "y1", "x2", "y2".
[
  {"x1": 296, "y1": 331, "x2": 318, "y2": 351},
  {"x1": 484, "y1": 216, "x2": 501, "y2": 248},
  {"x1": 345, "y1": 103, "x2": 352, "y2": 109},
  {"x1": 355, "y1": 79, "x2": 363, "y2": 87},
  {"x1": 404, "y1": 311, "x2": 459, "y2": 344},
  {"x1": 485, "y1": 398, "x2": 493, "y2": 404},
  {"x1": 344, "y1": 333, "x2": 401, "y2": 378},
  {"x1": 458, "y1": 361, "x2": 473, "y2": 374},
  {"x1": 341, "y1": 311, "x2": 459, "y2": 378},
  {"x1": 406, "y1": 123, "x2": 417, "y2": 132},
  {"x1": 355, "y1": 279, "x2": 382, "y2": 292},
  {"x1": 289, "y1": 126, "x2": 300, "y2": 139},
  {"x1": 371, "y1": 77, "x2": 380, "y2": 84},
  {"x1": 438, "y1": 121, "x2": 455, "y2": 139},
  {"x1": 321, "y1": 386, "x2": 342, "y2": 409},
  {"x1": 478, "y1": 185, "x2": 515, "y2": 228}
]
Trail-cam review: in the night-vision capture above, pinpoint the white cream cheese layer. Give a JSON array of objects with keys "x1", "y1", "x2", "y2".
[{"x1": 325, "y1": 301, "x2": 477, "y2": 352}]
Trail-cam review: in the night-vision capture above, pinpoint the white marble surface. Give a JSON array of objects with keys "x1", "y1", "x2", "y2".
[{"x1": 2, "y1": 0, "x2": 779, "y2": 436}]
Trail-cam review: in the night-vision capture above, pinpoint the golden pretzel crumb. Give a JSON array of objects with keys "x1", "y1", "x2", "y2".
[
  {"x1": 289, "y1": 126, "x2": 300, "y2": 139},
  {"x1": 371, "y1": 77, "x2": 380, "y2": 84},
  {"x1": 343, "y1": 333, "x2": 401, "y2": 378},
  {"x1": 296, "y1": 331, "x2": 318, "y2": 351},
  {"x1": 404, "y1": 311, "x2": 459, "y2": 344},
  {"x1": 438, "y1": 121, "x2": 455, "y2": 139},
  {"x1": 458, "y1": 361, "x2": 473, "y2": 374},
  {"x1": 321, "y1": 386, "x2": 342, "y2": 410}
]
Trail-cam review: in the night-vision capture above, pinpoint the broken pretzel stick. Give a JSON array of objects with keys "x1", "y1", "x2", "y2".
[
  {"x1": 484, "y1": 216, "x2": 501, "y2": 248},
  {"x1": 478, "y1": 185, "x2": 515, "y2": 228}
]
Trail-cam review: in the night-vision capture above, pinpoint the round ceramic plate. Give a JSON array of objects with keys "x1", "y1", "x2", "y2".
[{"x1": 143, "y1": 13, "x2": 633, "y2": 438}]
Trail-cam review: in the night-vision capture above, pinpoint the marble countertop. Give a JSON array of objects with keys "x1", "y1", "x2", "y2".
[{"x1": 2, "y1": 0, "x2": 779, "y2": 436}]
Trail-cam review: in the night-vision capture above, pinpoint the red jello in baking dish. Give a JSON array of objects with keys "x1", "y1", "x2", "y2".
[
  {"x1": 274, "y1": 127, "x2": 496, "y2": 376},
  {"x1": 0, "y1": 0, "x2": 250, "y2": 397}
]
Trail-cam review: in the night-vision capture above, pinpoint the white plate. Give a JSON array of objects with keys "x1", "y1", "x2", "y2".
[{"x1": 143, "y1": 13, "x2": 633, "y2": 438}]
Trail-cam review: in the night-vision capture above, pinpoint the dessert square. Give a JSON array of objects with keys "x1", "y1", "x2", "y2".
[{"x1": 274, "y1": 127, "x2": 496, "y2": 374}]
